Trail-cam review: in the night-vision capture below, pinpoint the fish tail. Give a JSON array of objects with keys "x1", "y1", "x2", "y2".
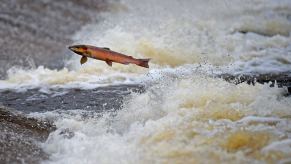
[{"x1": 137, "y1": 58, "x2": 150, "y2": 68}]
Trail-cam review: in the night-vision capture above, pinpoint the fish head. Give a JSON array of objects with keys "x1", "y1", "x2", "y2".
[{"x1": 68, "y1": 45, "x2": 90, "y2": 57}]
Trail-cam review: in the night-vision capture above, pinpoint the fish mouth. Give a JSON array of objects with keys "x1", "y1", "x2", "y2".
[
  {"x1": 68, "y1": 45, "x2": 85, "y2": 56},
  {"x1": 68, "y1": 46, "x2": 77, "y2": 51},
  {"x1": 68, "y1": 46, "x2": 80, "y2": 53}
]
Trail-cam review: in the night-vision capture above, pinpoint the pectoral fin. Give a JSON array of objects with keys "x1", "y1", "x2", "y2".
[
  {"x1": 105, "y1": 60, "x2": 112, "y2": 67},
  {"x1": 80, "y1": 56, "x2": 88, "y2": 65}
]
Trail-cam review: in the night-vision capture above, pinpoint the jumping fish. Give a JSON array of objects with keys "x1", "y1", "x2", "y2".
[{"x1": 68, "y1": 45, "x2": 150, "y2": 68}]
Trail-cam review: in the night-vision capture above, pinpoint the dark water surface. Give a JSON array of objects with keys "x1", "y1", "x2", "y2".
[{"x1": 0, "y1": 85, "x2": 144, "y2": 113}]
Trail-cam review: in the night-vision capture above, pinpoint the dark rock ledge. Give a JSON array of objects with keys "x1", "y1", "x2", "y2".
[
  {"x1": 0, "y1": 106, "x2": 55, "y2": 164},
  {"x1": 218, "y1": 72, "x2": 291, "y2": 95}
]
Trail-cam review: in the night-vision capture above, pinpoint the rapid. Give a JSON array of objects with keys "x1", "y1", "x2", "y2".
[{"x1": 0, "y1": 0, "x2": 291, "y2": 163}]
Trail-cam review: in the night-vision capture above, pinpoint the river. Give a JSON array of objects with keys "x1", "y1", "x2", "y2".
[{"x1": 0, "y1": 0, "x2": 291, "y2": 163}]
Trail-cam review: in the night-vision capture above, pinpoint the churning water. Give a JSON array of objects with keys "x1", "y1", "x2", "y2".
[{"x1": 1, "y1": 0, "x2": 291, "y2": 163}]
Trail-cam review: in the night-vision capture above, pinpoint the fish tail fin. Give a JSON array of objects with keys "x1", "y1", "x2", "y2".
[{"x1": 137, "y1": 58, "x2": 150, "y2": 68}]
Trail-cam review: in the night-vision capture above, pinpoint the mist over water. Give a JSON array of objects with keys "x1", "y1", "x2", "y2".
[{"x1": 1, "y1": 0, "x2": 291, "y2": 163}]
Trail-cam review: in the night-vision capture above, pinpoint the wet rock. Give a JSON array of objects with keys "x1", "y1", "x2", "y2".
[
  {"x1": 219, "y1": 72, "x2": 291, "y2": 95},
  {"x1": 0, "y1": 106, "x2": 55, "y2": 164}
]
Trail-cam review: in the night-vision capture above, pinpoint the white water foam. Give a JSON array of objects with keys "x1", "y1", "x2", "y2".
[
  {"x1": 0, "y1": 0, "x2": 290, "y2": 91},
  {"x1": 2, "y1": 0, "x2": 291, "y2": 163},
  {"x1": 34, "y1": 74, "x2": 291, "y2": 164}
]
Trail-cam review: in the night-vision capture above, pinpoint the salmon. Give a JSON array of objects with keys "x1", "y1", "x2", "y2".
[{"x1": 68, "y1": 45, "x2": 150, "y2": 68}]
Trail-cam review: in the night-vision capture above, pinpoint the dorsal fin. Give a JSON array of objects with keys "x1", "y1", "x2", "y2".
[{"x1": 102, "y1": 47, "x2": 110, "y2": 50}]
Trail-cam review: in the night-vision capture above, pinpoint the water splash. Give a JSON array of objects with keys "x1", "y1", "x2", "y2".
[{"x1": 1, "y1": 0, "x2": 291, "y2": 163}]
